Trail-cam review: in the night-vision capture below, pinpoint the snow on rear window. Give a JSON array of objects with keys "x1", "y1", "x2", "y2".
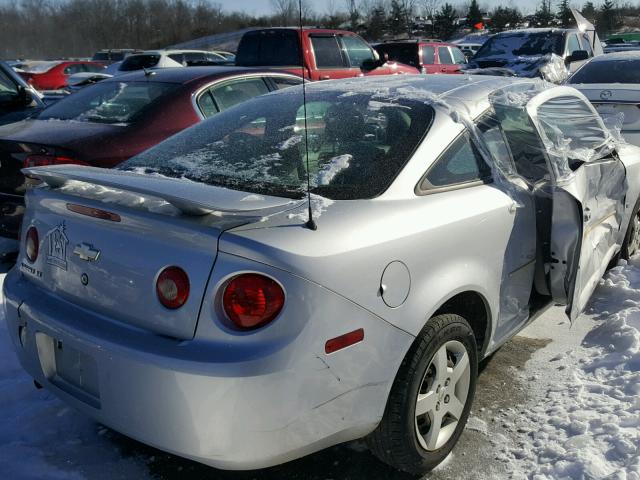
[
  {"x1": 121, "y1": 87, "x2": 434, "y2": 200},
  {"x1": 475, "y1": 32, "x2": 564, "y2": 59}
]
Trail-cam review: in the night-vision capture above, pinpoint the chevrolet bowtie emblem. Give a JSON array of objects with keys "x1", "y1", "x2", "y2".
[{"x1": 73, "y1": 243, "x2": 100, "y2": 262}]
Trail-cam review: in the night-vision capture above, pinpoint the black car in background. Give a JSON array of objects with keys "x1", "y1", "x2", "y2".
[{"x1": 0, "y1": 61, "x2": 44, "y2": 126}]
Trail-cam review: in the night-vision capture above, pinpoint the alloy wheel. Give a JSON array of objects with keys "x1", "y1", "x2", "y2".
[{"x1": 415, "y1": 340, "x2": 471, "y2": 451}]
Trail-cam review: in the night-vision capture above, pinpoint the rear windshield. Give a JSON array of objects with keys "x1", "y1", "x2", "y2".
[
  {"x1": 475, "y1": 32, "x2": 564, "y2": 58},
  {"x1": 38, "y1": 81, "x2": 177, "y2": 124},
  {"x1": 569, "y1": 59, "x2": 640, "y2": 84},
  {"x1": 236, "y1": 30, "x2": 302, "y2": 67},
  {"x1": 121, "y1": 87, "x2": 433, "y2": 200},
  {"x1": 375, "y1": 44, "x2": 419, "y2": 67},
  {"x1": 119, "y1": 54, "x2": 161, "y2": 71}
]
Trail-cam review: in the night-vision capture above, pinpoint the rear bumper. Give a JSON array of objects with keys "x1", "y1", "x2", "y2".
[{"x1": 3, "y1": 267, "x2": 413, "y2": 470}]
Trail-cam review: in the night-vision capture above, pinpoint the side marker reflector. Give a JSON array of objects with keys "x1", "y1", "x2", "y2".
[{"x1": 325, "y1": 328, "x2": 364, "y2": 354}]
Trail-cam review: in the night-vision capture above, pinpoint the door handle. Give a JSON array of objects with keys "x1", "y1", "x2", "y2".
[{"x1": 319, "y1": 75, "x2": 331, "y2": 80}]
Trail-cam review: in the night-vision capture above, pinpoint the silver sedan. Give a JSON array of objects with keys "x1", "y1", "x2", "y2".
[{"x1": 5, "y1": 74, "x2": 640, "y2": 475}]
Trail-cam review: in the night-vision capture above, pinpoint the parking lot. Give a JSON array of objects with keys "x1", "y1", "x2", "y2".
[{"x1": 1, "y1": 2, "x2": 640, "y2": 479}]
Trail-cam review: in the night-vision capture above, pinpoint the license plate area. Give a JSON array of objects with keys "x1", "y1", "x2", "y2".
[{"x1": 35, "y1": 332, "x2": 101, "y2": 408}]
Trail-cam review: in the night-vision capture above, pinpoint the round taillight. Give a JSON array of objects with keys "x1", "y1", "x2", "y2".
[
  {"x1": 25, "y1": 227, "x2": 39, "y2": 263},
  {"x1": 222, "y1": 274, "x2": 285, "y2": 330},
  {"x1": 156, "y1": 266, "x2": 190, "y2": 309}
]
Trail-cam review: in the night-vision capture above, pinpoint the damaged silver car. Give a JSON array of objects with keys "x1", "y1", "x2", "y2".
[{"x1": 5, "y1": 74, "x2": 640, "y2": 475}]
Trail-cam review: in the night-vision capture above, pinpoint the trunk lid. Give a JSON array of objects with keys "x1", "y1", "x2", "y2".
[
  {"x1": 19, "y1": 165, "x2": 301, "y2": 339},
  {"x1": 577, "y1": 84, "x2": 640, "y2": 131}
]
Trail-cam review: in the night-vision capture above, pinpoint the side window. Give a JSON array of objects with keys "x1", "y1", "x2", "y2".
[
  {"x1": 420, "y1": 132, "x2": 491, "y2": 190},
  {"x1": 494, "y1": 104, "x2": 550, "y2": 184},
  {"x1": 270, "y1": 76, "x2": 303, "y2": 90},
  {"x1": 450, "y1": 47, "x2": 466, "y2": 65},
  {"x1": 580, "y1": 34, "x2": 593, "y2": 56},
  {"x1": 422, "y1": 46, "x2": 435, "y2": 64},
  {"x1": 477, "y1": 115, "x2": 514, "y2": 167},
  {"x1": 340, "y1": 35, "x2": 375, "y2": 68},
  {"x1": 197, "y1": 91, "x2": 219, "y2": 118},
  {"x1": 83, "y1": 64, "x2": 104, "y2": 73},
  {"x1": 210, "y1": 78, "x2": 270, "y2": 112},
  {"x1": 184, "y1": 52, "x2": 206, "y2": 65},
  {"x1": 310, "y1": 35, "x2": 345, "y2": 68},
  {"x1": 438, "y1": 47, "x2": 453, "y2": 65},
  {"x1": 567, "y1": 34, "x2": 581, "y2": 56},
  {"x1": 63, "y1": 64, "x2": 83, "y2": 75}
]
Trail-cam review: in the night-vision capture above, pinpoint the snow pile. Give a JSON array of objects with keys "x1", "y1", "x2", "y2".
[
  {"x1": 315, "y1": 154, "x2": 351, "y2": 186},
  {"x1": 59, "y1": 180, "x2": 181, "y2": 216},
  {"x1": 503, "y1": 259, "x2": 640, "y2": 479},
  {"x1": 287, "y1": 194, "x2": 334, "y2": 222}
]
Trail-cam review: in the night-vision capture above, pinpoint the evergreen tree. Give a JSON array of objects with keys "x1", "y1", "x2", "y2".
[
  {"x1": 434, "y1": 3, "x2": 457, "y2": 39},
  {"x1": 467, "y1": 0, "x2": 483, "y2": 28},
  {"x1": 558, "y1": 0, "x2": 572, "y2": 27},
  {"x1": 491, "y1": 7, "x2": 522, "y2": 32},
  {"x1": 389, "y1": 0, "x2": 408, "y2": 35},
  {"x1": 367, "y1": 5, "x2": 388, "y2": 40},
  {"x1": 599, "y1": 0, "x2": 621, "y2": 36},
  {"x1": 534, "y1": 0, "x2": 554, "y2": 26},
  {"x1": 582, "y1": 1, "x2": 597, "y2": 21}
]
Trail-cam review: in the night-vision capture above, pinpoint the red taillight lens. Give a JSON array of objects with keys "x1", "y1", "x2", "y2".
[
  {"x1": 25, "y1": 226, "x2": 39, "y2": 262},
  {"x1": 23, "y1": 155, "x2": 87, "y2": 168},
  {"x1": 156, "y1": 266, "x2": 190, "y2": 309},
  {"x1": 222, "y1": 274, "x2": 285, "y2": 330}
]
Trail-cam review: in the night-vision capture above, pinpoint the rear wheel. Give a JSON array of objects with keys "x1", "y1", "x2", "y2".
[
  {"x1": 367, "y1": 314, "x2": 478, "y2": 475},
  {"x1": 622, "y1": 200, "x2": 640, "y2": 260}
]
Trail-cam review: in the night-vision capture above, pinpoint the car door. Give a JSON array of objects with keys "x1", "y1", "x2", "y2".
[
  {"x1": 449, "y1": 46, "x2": 467, "y2": 73},
  {"x1": 421, "y1": 45, "x2": 438, "y2": 73},
  {"x1": 526, "y1": 87, "x2": 627, "y2": 321},
  {"x1": 436, "y1": 46, "x2": 455, "y2": 73},
  {"x1": 308, "y1": 34, "x2": 353, "y2": 80}
]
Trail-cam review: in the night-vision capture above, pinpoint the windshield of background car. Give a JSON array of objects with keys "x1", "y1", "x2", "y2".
[
  {"x1": 374, "y1": 44, "x2": 419, "y2": 67},
  {"x1": 474, "y1": 32, "x2": 564, "y2": 58},
  {"x1": 569, "y1": 59, "x2": 640, "y2": 83},
  {"x1": 236, "y1": 30, "x2": 302, "y2": 66},
  {"x1": 119, "y1": 54, "x2": 161, "y2": 71},
  {"x1": 38, "y1": 81, "x2": 177, "y2": 124},
  {"x1": 121, "y1": 88, "x2": 434, "y2": 200}
]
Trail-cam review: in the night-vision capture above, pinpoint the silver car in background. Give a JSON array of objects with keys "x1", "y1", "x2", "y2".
[
  {"x1": 5, "y1": 75, "x2": 640, "y2": 475},
  {"x1": 568, "y1": 51, "x2": 640, "y2": 147}
]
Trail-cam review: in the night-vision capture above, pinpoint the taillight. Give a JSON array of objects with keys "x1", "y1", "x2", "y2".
[
  {"x1": 156, "y1": 266, "x2": 190, "y2": 309},
  {"x1": 23, "y1": 155, "x2": 87, "y2": 168},
  {"x1": 222, "y1": 274, "x2": 285, "y2": 330},
  {"x1": 25, "y1": 226, "x2": 39, "y2": 262}
]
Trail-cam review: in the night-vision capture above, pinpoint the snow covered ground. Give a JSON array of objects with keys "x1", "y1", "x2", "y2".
[{"x1": 1, "y1": 259, "x2": 639, "y2": 479}]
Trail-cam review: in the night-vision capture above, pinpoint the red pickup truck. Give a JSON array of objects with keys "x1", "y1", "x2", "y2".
[{"x1": 236, "y1": 28, "x2": 419, "y2": 80}]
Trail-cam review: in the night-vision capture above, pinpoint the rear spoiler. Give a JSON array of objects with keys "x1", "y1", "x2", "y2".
[{"x1": 23, "y1": 165, "x2": 300, "y2": 216}]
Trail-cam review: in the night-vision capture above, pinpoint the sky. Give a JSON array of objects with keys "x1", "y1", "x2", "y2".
[{"x1": 216, "y1": 0, "x2": 546, "y2": 16}]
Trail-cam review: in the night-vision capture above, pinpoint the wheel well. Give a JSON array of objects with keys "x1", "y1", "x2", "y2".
[{"x1": 433, "y1": 291, "x2": 489, "y2": 354}]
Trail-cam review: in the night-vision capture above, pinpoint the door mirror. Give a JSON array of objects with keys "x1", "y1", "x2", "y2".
[
  {"x1": 566, "y1": 50, "x2": 589, "y2": 63},
  {"x1": 361, "y1": 58, "x2": 383, "y2": 71}
]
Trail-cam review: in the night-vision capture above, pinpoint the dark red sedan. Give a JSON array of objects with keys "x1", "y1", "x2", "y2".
[
  {"x1": 0, "y1": 67, "x2": 302, "y2": 243},
  {"x1": 19, "y1": 61, "x2": 107, "y2": 90}
]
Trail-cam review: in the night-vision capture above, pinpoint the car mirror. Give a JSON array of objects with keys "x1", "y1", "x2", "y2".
[
  {"x1": 361, "y1": 58, "x2": 383, "y2": 71},
  {"x1": 567, "y1": 50, "x2": 589, "y2": 63}
]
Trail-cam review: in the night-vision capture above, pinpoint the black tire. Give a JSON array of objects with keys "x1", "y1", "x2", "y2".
[
  {"x1": 620, "y1": 197, "x2": 640, "y2": 260},
  {"x1": 367, "y1": 313, "x2": 478, "y2": 475}
]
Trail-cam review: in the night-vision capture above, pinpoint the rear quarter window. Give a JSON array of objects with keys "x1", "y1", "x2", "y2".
[{"x1": 120, "y1": 55, "x2": 161, "y2": 71}]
